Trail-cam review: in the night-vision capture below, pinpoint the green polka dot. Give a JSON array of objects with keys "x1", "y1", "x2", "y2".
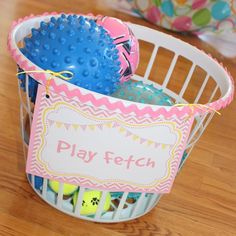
[
  {"x1": 192, "y1": 8, "x2": 211, "y2": 27},
  {"x1": 153, "y1": 0, "x2": 162, "y2": 7}
]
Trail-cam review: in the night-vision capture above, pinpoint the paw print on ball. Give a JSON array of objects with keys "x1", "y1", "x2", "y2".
[
  {"x1": 20, "y1": 14, "x2": 121, "y2": 101},
  {"x1": 91, "y1": 197, "x2": 100, "y2": 206}
]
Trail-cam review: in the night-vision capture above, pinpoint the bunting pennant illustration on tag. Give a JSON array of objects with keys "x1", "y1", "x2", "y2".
[{"x1": 26, "y1": 84, "x2": 194, "y2": 193}]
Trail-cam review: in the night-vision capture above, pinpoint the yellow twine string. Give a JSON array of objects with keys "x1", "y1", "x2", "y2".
[
  {"x1": 16, "y1": 69, "x2": 73, "y2": 97},
  {"x1": 174, "y1": 103, "x2": 221, "y2": 121}
]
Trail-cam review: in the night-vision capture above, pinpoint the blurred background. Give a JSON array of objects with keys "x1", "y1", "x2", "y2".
[{"x1": 0, "y1": 1, "x2": 235, "y2": 235}]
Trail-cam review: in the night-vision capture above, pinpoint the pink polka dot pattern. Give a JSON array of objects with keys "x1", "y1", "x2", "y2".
[
  {"x1": 127, "y1": 0, "x2": 235, "y2": 34},
  {"x1": 146, "y1": 6, "x2": 161, "y2": 24},
  {"x1": 192, "y1": 0, "x2": 207, "y2": 10},
  {"x1": 173, "y1": 16, "x2": 192, "y2": 31}
]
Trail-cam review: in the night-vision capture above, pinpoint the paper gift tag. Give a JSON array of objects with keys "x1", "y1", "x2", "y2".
[{"x1": 26, "y1": 84, "x2": 194, "y2": 193}]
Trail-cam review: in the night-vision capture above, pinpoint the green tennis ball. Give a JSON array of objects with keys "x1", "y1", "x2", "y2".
[
  {"x1": 73, "y1": 190, "x2": 111, "y2": 215},
  {"x1": 49, "y1": 180, "x2": 78, "y2": 195}
]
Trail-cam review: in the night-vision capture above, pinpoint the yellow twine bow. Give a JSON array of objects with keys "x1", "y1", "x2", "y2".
[
  {"x1": 174, "y1": 103, "x2": 221, "y2": 121},
  {"x1": 16, "y1": 69, "x2": 73, "y2": 98}
]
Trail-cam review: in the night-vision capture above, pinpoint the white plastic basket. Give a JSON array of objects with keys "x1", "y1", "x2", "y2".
[{"x1": 8, "y1": 13, "x2": 234, "y2": 223}]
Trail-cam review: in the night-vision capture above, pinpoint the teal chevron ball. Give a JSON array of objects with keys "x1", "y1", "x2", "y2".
[{"x1": 111, "y1": 80, "x2": 173, "y2": 106}]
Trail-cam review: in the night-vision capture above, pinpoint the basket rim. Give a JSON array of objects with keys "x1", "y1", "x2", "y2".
[{"x1": 7, "y1": 12, "x2": 234, "y2": 118}]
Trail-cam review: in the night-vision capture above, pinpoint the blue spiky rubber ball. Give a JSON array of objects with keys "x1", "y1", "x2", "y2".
[
  {"x1": 111, "y1": 81, "x2": 174, "y2": 106},
  {"x1": 19, "y1": 14, "x2": 121, "y2": 102}
]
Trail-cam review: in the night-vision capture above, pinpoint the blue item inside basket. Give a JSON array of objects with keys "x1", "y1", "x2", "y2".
[
  {"x1": 111, "y1": 192, "x2": 142, "y2": 200},
  {"x1": 28, "y1": 174, "x2": 43, "y2": 190},
  {"x1": 111, "y1": 80, "x2": 174, "y2": 106},
  {"x1": 17, "y1": 66, "x2": 38, "y2": 103},
  {"x1": 179, "y1": 151, "x2": 188, "y2": 168},
  {"x1": 19, "y1": 14, "x2": 121, "y2": 102}
]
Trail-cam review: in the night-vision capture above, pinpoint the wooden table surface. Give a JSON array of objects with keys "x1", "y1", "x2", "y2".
[{"x1": 0, "y1": 0, "x2": 235, "y2": 235}]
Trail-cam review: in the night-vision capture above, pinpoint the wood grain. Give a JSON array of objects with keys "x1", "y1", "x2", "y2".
[{"x1": 0, "y1": 0, "x2": 235, "y2": 235}]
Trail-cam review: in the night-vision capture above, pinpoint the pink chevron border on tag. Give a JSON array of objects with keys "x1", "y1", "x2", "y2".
[{"x1": 26, "y1": 85, "x2": 194, "y2": 193}]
